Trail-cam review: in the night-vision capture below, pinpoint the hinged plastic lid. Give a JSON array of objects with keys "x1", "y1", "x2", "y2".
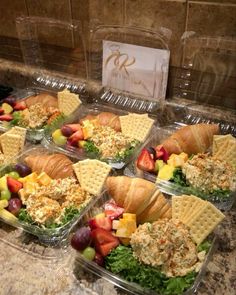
[
  {"x1": 174, "y1": 32, "x2": 236, "y2": 110},
  {"x1": 88, "y1": 24, "x2": 172, "y2": 112},
  {"x1": 16, "y1": 16, "x2": 88, "y2": 94}
]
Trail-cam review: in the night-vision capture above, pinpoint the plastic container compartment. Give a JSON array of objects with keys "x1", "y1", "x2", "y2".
[
  {"x1": 0, "y1": 146, "x2": 110, "y2": 246},
  {"x1": 71, "y1": 191, "x2": 216, "y2": 295},
  {"x1": 42, "y1": 102, "x2": 157, "y2": 169},
  {"x1": 124, "y1": 123, "x2": 236, "y2": 211}
]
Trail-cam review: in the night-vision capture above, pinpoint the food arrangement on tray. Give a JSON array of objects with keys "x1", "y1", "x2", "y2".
[
  {"x1": 71, "y1": 176, "x2": 224, "y2": 295},
  {"x1": 0, "y1": 89, "x2": 81, "y2": 132},
  {"x1": 50, "y1": 109, "x2": 155, "y2": 167},
  {"x1": 0, "y1": 149, "x2": 112, "y2": 241},
  {"x1": 131, "y1": 123, "x2": 236, "y2": 207}
]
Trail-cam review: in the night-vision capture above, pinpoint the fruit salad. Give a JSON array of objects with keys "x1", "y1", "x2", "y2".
[
  {"x1": 71, "y1": 197, "x2": 214, "y2": 295},
  {"x1": 52, "y1": 121, "x2": 139, "y2": 162},
  {"x1": 0, "y1": 162, "x2": 92, "y2": 231}
]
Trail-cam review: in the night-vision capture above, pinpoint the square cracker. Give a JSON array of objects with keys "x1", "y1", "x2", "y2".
[
  {"x1": 1, "y1": 133, "x2": 22, "y2": 162},
  {"x1": 120, "y1": 113, "x2": 154, "y2": 142},
  {"x1": 73, "y1": 159, "x2": 111, "y2": 196},
  {"x1": 58, "y1": 88, "x2": 81, "y2": 116},
  {"x1": 187, "y1": 201, "x2": 225, "y2": 245},
  {"x1": 181, "y1": 195, "x2": 204, "y2": 222},
  {"x1": 182, "y1": 197, "x2": 206, "y2": 225},
  {"x1": 8, "y1": 126, "x2": 26, "y2": 151},
  {"x1": 172, "y1": 195, "x2": 186, "y2": 221}
]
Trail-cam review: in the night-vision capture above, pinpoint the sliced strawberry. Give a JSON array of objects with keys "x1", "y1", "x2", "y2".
[
  {"x1": 7, "y1": 177, "x2": 23, "y2": 193},
  {"x1": 13, "y1": 101, "x2": 27, "y2": 111},
  {"x1": 155, "y1": 145, "x2": 169, "y2": 162},
  {"x1": 137, "y1": 148, "x2": 155, "y2": 172},
  {"x1": 95, "y1": 241, "x2": 119, "y2": 257},
  {"x1": 67, "y1": 128, "x2": 84, "y2": 146},
  {"x1": 65, "y1": 124, "x2": 83, "y2": 132},
  {"x1": 0, "y1": 108, "x2": 4, "y2": 115},
  {"x1": 91, "y1": 228, "x2": 119, "y2": 245},
  {"x1": 89, "y1": 216, "x2": 112, "y2": 231},
  {"x1": 104, "y1": 200, "x2": 124, "y2": 220},
  {"x1": 0, "y1": 114, "x2": 13, "y2": 121}
]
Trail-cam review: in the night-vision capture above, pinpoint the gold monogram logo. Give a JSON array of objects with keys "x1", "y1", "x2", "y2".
[{"x1": 105, "y1": 45, "x2": 135, "y2": 75}]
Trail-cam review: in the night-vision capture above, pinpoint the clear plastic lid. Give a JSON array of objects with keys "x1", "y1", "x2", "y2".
[
  {"x1": 15, "y1": 16, "x2": 88, "y2": 94},
  {"x1": 88, "y1": 24, "x2": 172, "y2": 112},
  {"x1": 173, "y1": 32, "x2": 236, "y2": 109}
]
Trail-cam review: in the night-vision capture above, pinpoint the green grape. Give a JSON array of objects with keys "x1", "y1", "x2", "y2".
[
  {"x1": 82, "y1": 246, "x2": 96, "y2": 261},
  {"x1": 8, "y1": 171, "x2": 20, "y2": 179},
  {"x1": 1, "y1": 189, "x2": 11, "y2": 200}
]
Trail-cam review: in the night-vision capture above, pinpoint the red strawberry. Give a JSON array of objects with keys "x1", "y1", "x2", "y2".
[
  {"x1": 67, "y1": 128, "x2": 84, "y2": 146},
  {"x1": 13, "y1": 101, "x2": 27, "y2": 111},
  {"x1": 0, "y1": 108, "x2": 4, "y2": 115},
  {"x1": 155, "y1": 145, "x2": 169, "y2": 162},
  {"x1": 0, "y1": 114, "x2": 13, "y2": 121},
  {"x1": 7, "y1": 177, "x2": 23, "y2": 193},
  {"x1": 88, "y1": 216, "x2": 112, "y2": 231},
  {"x1": 91, "y1": 228, "x2": 119, "y2": 257},
  {"x1": 137, "y1": 148, "x2": 155, "y2": 172},
  {"x1": 104, "y1": 200, "x2": 124, "y2": 220}
]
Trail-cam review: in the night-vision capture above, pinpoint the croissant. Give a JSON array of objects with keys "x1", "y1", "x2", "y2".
[
  {"x1": 106, "y1": 176, "x2": 171, "y2": 224},
  {"x1": 22, "y1": 92, "x2": 58, "y2": 108},
  {"x1": 24, "y1": 153, "x2": 74, "y2": 179},
  {"x1": 80, "y1": 112, "x2": 121, "y2": 132},
  {"x1": 159, "y1": 123, "x2": 219, "y2": 155}
]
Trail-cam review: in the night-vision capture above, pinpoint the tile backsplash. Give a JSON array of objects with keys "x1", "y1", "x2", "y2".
[{"x1": 0, "y1": 0, "x2": 235, "y2": 109}]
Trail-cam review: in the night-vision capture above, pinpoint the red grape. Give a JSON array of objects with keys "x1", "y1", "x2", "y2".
[
  {"x1": 71, "y1": 227, "x2": 91, "y2": 251},
  {"x1": 14, "y1": 163, "x2": 32, "y2": 177},
  {"x1": 61, "y1": 125, "x2": 74, "y2": 137},
  {"x1": 7, "y1": 198, "x2": 22, "y2": 215},
  {"x1": 93, "y1": 252, "x2": 104, "y2": 266}
]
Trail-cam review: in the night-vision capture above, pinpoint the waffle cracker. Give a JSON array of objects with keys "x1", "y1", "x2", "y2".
[
  {"x1": 1, "y1": 133, "x2": 22, "y2": 162},
  {"x1": 58, "y1": 89, "x2": 81, "y2": 116},
  {"x1": 120, "y1": 113, "x2": 154, "y2": 142},
  {"x1": 187, "y1": 201, "x2": 225, "y2": 245},
  {"x1": 7, "y1": 126, "x2": 26, "y2": 150},
  {"x1": 73, "y1": 159, "x2": 111, "y2": 196},
  {"x1": 181, "y1": 196, "x2": 205, "y2": 223}
]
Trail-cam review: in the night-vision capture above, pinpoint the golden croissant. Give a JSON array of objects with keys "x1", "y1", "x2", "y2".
[
  {"x1": 22, "y1": 92, "x2": 58, "y2": 109},
  {"x1": 80, "y1": 112, "x2": 121, "y2": 132},
  {"x1": 24, "y1": 153, "x2": 74, "y2": 179},
  {"x1": 106, "y1": 176, "x2": 171, "y2": 224},
  {"x1": 159, "y1": 123, "x2": 219, "y2": 155}
]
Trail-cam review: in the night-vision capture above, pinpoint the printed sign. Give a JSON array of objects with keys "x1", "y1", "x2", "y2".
[{"x1": 102, "y1": 40, "x2": 170, "y2": 100}]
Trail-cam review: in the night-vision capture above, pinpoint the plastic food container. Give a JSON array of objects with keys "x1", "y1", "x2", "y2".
[
  {"x1": 124, "y1": 123, "x2": 236, "y2": 211},
  {"x1": 43, "y1": 102, "x2": 157, "y2": 169},
  {"x1": 70, "y1": 191, "x2": 216, "y2": 295},
  {"x1": 0, "y1": 146, "x2": 110, "y2": 245}
]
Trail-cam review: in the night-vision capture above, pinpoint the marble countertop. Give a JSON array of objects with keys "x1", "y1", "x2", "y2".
[{"x1": 0, "y1": 58, "x2": 235, "y2": 295}]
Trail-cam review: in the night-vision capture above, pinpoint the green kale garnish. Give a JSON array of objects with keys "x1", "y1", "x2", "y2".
[
  {"x1": 18, "y1": 208, "x2": 36, "y2": 225},
  {"x1": 170, "y1": 168, "x2": 188, "y2": 187},
  {"x1": 9, "y1": 111, "x2": 24, "y2": 127},
  {"x1": 197, "y1": 240, "x2": 212, "y2": 253},
  {"x1": 114, "y1": 140, "x2": 139, "y2": 162},
  {"x1": 83, "y1": 140, "x2": 101, "y2": 157},
  {"x1": 44, "y1": 113, "x2": 66, "y2": 133},
  {"x1": 105, "y1": 245, "x2": 196, "y2": 295}
]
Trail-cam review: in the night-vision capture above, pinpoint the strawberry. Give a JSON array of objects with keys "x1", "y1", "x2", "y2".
[
  {"x1": 0, "y1": 114, "x2": 13, "y2": 121},
  {"x1": 137, "y1": 148, "x2": 155, "y2": 172},
  {"x1": 13, "y1": 101, "x2": 27, "y2": 111},
  {"x1": 91, "y1": 228, "x2": 119, "y2": 257},
  {"x1": 88, "y1": 216, "x2": 112, "y2": 231},
  {"x1": 7, "y1": 177, "x2": 23, "y2": 193},
  {"x1": 0, "y1": 108, "x2": 4, "y2": 115},
  {"x1": 104, "y1": 200, "x2": 124, "y2": 220},
  {"x1": 67, "y1": 128, "x2": 84, "y2": 146},
  {"x1": 65, "y1": 124, "x2": 83, "y2": 132},
  {"x1": 155, "y1": 145, "x2": 169, "y2": 162}
]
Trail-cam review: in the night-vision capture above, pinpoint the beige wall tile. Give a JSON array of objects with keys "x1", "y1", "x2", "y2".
[
  {"x1": 26, "y1": 0, "x2": 73, "y2": 47},
  {"x1": 0, "y1": 0, "x2": 28, "y2": 38},
  {"x1": 124, "y1": 0, "x2": 187, "y2": 67}
]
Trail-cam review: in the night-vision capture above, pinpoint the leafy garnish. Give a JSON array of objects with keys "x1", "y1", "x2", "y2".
[
  {"x1": 18, "y1": 208, "x2": 36, "y2": 225},
  {"x1": 9, "y1": 111, "x2": 24, "y2": 127},
  {"x1": 114, "y1": 140, "x2": 139, "y2": 162},
  {"x1": 105, "y1": 245, "x2": 196, "y2": 295},
  {"x1": 83, "y1": 141, "x2": 101, "y2": 157},
  {"x1": 44, "y1": 113, "x2": 66, "y2": 133},
  {"x1": 197, "y1": 240, "x2": 212, "y2": 253},
  {"x1": 170, "y1": 168, "x2": 188, "y2": 187}
]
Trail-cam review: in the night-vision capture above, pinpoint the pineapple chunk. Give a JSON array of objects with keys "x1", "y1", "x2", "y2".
[
  {"x1": 20, "y1": 172, "x2": 38, "y2": 184},
  {"x1": 0, "y1": 199, "x2": 8, "y2": 209},
  {"x1": 157, "y1": 164, "x2": 175, "y2": 181},
  {"x1": 37, "y1": 172, "x2": 52, "y2": 186},
  {"x1": 23, "y1": 182, "x2": 39, "y2": 195},
  {"x1": 116, "y1": 219, "x2": 137, "y2": 238},
  {"x1": 123, "y1": 213, "x2": 136, "y2": 221},
  {"x1": 112, "y1": 220, "x2": 120, "y2": 230},
  {"x1": 82, "y1": 120, "x2": 94, "y2": 139},
  {"x1": 167, "y1": 153, "x2": 188, "y2": 168},
  {"x1": 0, "y1": 175, "x2": 8, "y2": 191}
]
